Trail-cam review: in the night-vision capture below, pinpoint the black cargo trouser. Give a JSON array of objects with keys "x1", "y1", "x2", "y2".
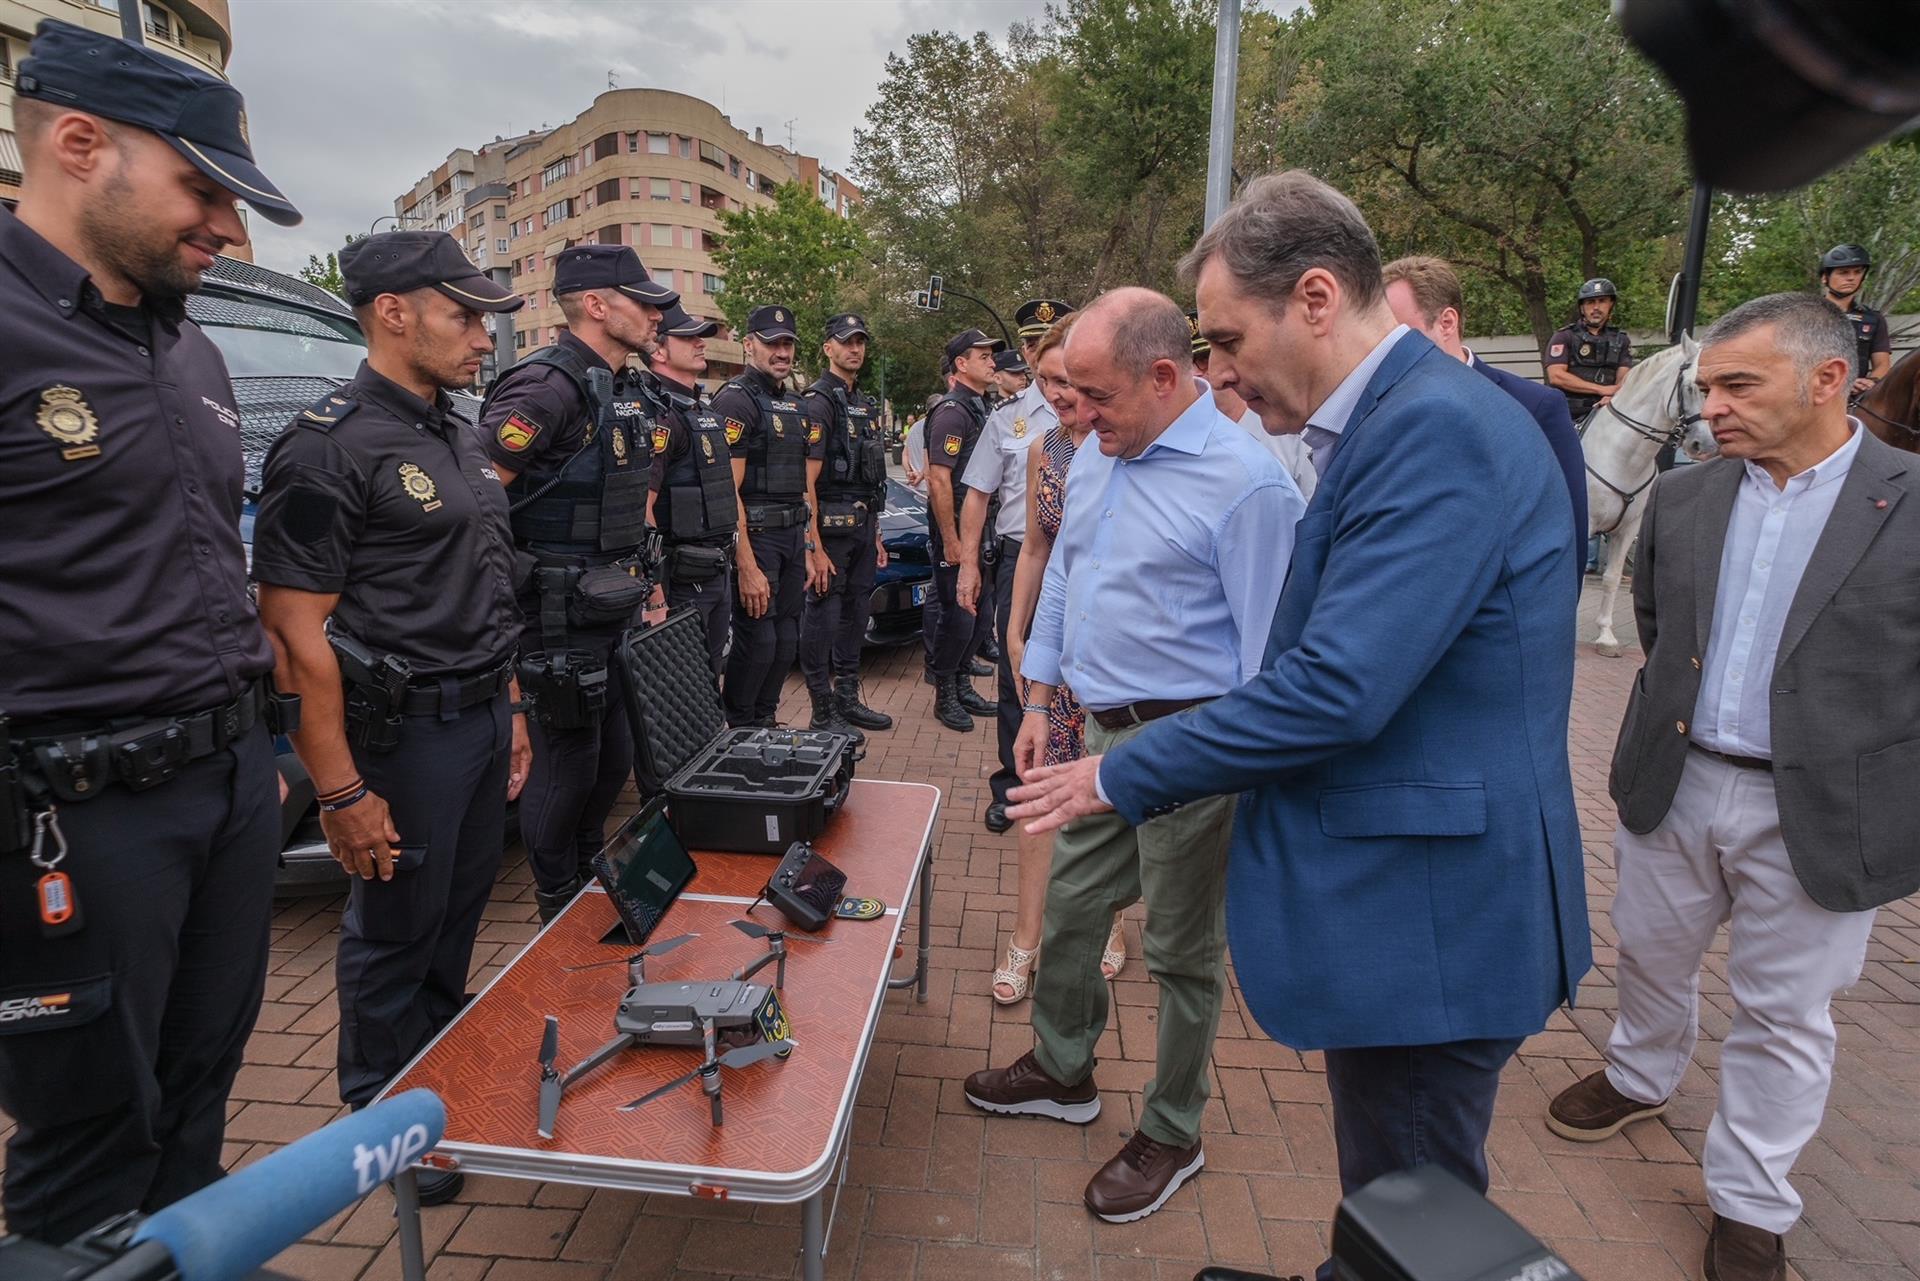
[
  {"x1": 336, "y1": 694, "x2": 509, "y2": 1108},
  {"x1": 989, "y1": 536, "x2": 1024, "y2": 806},
  {"x1": 725, "y1": 522, "x2": 806, "y2": 725},
  {"x1": 970, "y1": 539, "x2": 999, "y2": 659},
  {"x1": 518, "y1": 626, "x2": 634, "y2": 898},
  {"x1": 924, "y1": 520, "x2": 975, "y2": 679},
  {"x1": 799, "y1": 513, "x2": 878, "y2": 695},
  {"x1": 665, "y1": 547, "x2": 732, "y2": 677},
  {"x1": 0, "y1": 723, "x2": 279, "y2": 1245}
]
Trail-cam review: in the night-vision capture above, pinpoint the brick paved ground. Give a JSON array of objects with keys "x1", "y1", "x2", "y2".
[{"x1": 5, "y1": 581, "x2": 1918, "y2": 1280}]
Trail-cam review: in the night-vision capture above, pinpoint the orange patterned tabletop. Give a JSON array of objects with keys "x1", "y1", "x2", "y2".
[{"x1": 381, "y1": 779, "x2": 939, "y2": 1203}]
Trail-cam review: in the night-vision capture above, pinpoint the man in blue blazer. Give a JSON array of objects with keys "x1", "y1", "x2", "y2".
[
  {"x1": 1010, "y1": 172, "x2": 1589, "y2": 1280},
  {"x1": 1384, "y1": 255, "x2": 1588, "y2": 578}
]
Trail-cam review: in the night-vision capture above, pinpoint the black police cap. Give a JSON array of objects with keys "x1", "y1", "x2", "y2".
[
  {"x1": 1186, "y1": 309, "x2": 1209, "y2": 358},
  {"x1": 825, "y1": 312, "x2": 870, "y2": 341},
  {"x1": 945, "y1": 328, "x2": 998, "y2": 363},
  {"x1": 747, "y1": 305, "x2": 798, "y2": 341},
  {"x1": 658, "y1": 302, "x2": 721, "y2": 338},
  {"x1": 992, "y1": 349, "x2": 1029, "y2": 374},
  {"x1": 553, "y1": 244, "x2": 677, "y2": 306},
  {"x1": 1015, "y1": 298, "x2": 1075, "y2": 339},
  {"x1": 18, "y1": 20, "x2": 301, "y2": 227},
  {"x1": 339, "y1": 231, "x2": 522, "y2": 313}
]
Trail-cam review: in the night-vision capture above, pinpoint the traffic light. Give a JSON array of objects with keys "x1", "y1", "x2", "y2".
[
  {"x1": 927, "y1": 275, "x2": 944, "y2": 311},
  {"x1": 912, "y1": 290, "x2": 931, "y2": 310}
]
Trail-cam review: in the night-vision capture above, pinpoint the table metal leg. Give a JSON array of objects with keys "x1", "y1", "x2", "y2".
[
  {"x1": 393, "y1": 1169, "x2": 426, "y2": 1281},
  {"x1": 914, "y1": 862, "x2": 932, "y2": 1003},
  {"x1": 801, "y1": 1188, "x2": 826, "y2": 1281}
]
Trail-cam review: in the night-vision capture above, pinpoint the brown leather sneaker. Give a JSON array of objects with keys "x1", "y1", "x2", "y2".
[
  {"x1": 1703, "y1": 1214, "x2": 1785, "y2": 1281},
  {"x1": 964, "y1": 1050, "x2": 1100, "y2": 1124},
  {"x1": 1546, "y1": 1068, "x2": 1668, "y2": 1141},
  {"x1": 1084, "y1": 1131, "x2": 1205, "y2": 1223}
]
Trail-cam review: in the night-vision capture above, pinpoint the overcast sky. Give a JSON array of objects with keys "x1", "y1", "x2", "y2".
[{"x1": 226, "y1": 0, "x2": 1051, "y2": 275}]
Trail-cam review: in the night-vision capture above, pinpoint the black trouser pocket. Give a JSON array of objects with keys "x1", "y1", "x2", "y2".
[
  {"x1": 0, "y1": 973, "x2": 134, "y2": 1126},
  {"x1": 346, "y1": 867, "x2": 431, "y2": 943}
]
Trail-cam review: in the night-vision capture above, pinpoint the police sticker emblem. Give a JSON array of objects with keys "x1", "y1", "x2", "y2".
[
  {"x1": 652, "y1": 424, "x2": 671, "y2": 453},
  {"x1": 1549, "y1": 343, "x2": 1565, "y2": 358},
  {"x1": 398, "y1": 462, "x2": 441, "y2": 513},
  {"x1": 943, "y1": 433, "x2": 962, "y2": 457},
  {"x1": 1012, "y1": 417, "x2": 1028, "y2": 439},
  {"x1": 38, "y1": 385, "x2": 101, "y2": 460},
  {"x1": 724, "y1": 417, "x2": 745, "y2": 445},
  {"x1": 611, "y1": 424, "x2": 629, "y2": 464},
  {"x1": 497, "y1": 412, "x2": 539, "y2": 452}
]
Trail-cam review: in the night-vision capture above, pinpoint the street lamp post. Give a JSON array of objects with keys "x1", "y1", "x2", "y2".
[{"x1": 1204, "y1": 0, "x2": 1243, "y2": 228}]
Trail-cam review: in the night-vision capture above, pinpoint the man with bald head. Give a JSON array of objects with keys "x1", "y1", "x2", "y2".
[{"x1": 964, "y1": 287, "x2": 1303, "y2": 1224}]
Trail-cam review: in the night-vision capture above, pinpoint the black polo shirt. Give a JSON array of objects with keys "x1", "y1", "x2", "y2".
[
  {"x1": 925, "y1": 391, "x2": 988, "y2": 498},
  {"x1": 0, "y1": 205, "x2": 272, "y2": 722},
  {"x1": 478, "y1": 331, "x2": 604, "y2": 470},
  {"x1": 251, "y1": 362, "x2": 521, "y2": 676}
]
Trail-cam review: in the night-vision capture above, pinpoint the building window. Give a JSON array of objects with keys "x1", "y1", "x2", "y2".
[
  {"x1": 496, "y1": 238, "x2": 509, "y2": 254},
  {"x1": 699, "y1": 140, "x2": 725, "y2": 169},
  {"x1": 599, "y1": 224, "x2": 623, "y2": 246},
  {"x1": 650, "y1": 178, "x2": 672, "y2": 201},
  {"x1": 515, "y1": 330, "x2": 528, "y2": 350},
  {"x1": 469, "y1": 211, "x2": 485, "y2": 231},
  {"x1": 745, "y1": 168, "x2": 756, "y2": 188},
  {"x1": 541, "y1": 156, "x2": 571, "y2": 186},
  {"x1": 679, "y1": 136, "x2": 692, "y2": 159},
  {"x1": 647, "y1": 132, "x2": 671, "y2": 155},
  {"x1": 703, "y1": 273, "x2": 724, "y2": 294},
  {"x1": 543, "y1": 199, "x2": 574, "y2": 227},
  {"x1": 593, "y1": 132, "x2": 619, "y2": 161},
  {"x1": 681, "y1": 180, "x2": 692, "y2": 204},
  {"x1": 729, "y1": 157, "x2": 740, "y2": 178},
  {"x1": 595, "y1": 176, "x2": 622, "y2": 206},
  {"x1": 650, "y1": 224, "x2": 674, "y2": 248},
  {"x1": 493, "y1": 204, "x2": 507, "y2": 219}
]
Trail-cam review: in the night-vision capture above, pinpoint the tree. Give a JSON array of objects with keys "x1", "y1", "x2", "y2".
[
  {"x1": 297, "y1": 233, "x2": 366, "y2": 298},
  {"x1": 1263, "y1": 0, "x2": 1691, "y2": 348},
  {"x1": 710, "y1": 182, "x2": 867, "y2": 361}
]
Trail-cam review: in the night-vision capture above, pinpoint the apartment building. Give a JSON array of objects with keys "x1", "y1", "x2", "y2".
[
  {"x1": 2, "y1": 0, "x2": 238, "y2": 241},
  {"x1": 396, "y1": 88, "x2": 859, "y2": 384}
]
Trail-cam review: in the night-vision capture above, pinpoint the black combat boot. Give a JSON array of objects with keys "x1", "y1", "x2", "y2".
[
  {"x1": 809, "y1": 688, "x2": 865, "y2": 744},
  {"x1": 836, "y1": 676, "x2": 894, "y2": 731},
  {"x1": 964, "y1": 656, "x2": 994, "y2": 678},
  {"x1": 536, "y1": 876, "x2": 583, "y2": 925},
  {"x1": 956, "y1": 677, "x2": 995, "y2": 716},
  {"x1": 935, "y1": 675, "x2": 975, "y2": 732}
]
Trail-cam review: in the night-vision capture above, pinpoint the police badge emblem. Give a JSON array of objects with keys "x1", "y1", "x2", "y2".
[
  {"x1": 37, "y1": 386, "x2": 101, "y2": 460},
  {"x1": 771, "y1": 414, "x2": 786, "y2": 439},
  {"x1": 398, "y1": 462, "x2": 442, "y2": 512},
  {"x1": 700, "y1": 434, "x2": 715, "y2": 463},
  {"x1": 1036, "y1": 302, "x2": 1056, "y2": 324},
  {"x1": 611, "y1": 425, "x2": 629, "y2": 464},
  {"x1": 1012, "y1": 417, "x2": 1028, "y2": 439},
  {"x1": 1579, "y1": 342, "x2": 1593, "y2": 359}
]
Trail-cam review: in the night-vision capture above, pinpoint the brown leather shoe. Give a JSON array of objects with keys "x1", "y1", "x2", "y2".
[
  {"x1": 964, "y1": 1050, "x2": 1100, "y2": 1124},
  {"x1": 1703, "y1": 1214, "x2": 1785, "y2": 1281},
  {"x1": 1084, "y1": 1131, "x2": 1205, "y2": 1223},
  {"x1": 1546, "y1": 1068, "x2": 1667, "y2": 1141}
]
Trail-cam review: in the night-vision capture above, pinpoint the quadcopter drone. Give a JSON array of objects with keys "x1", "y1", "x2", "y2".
[{"x1": 534, "y1": 919, "x2": 829, "y2": 1137}]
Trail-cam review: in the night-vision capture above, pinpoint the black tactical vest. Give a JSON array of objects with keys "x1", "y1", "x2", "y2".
[
  {"x1": 490, "y1": 343, "x2": 652, "y2": 555},
  {"x1": 653, "y1": 380, "x2": 739, "y2": 546},
  {"x1": 1564, "y1": 325, "x2": 1632, "y2": 388},
  {"x1": 931, "y1": 388, "x2": 988, "y2": 494},
  {"x1": 729, "y1": 372, "x2": 809, "y2": 502},
  {"x1": 807, "y1": 375, "x2": 888, "y2": 506},
  {"x1": 1841, "y1": 304, "x2": 1883, "y2": 376}
]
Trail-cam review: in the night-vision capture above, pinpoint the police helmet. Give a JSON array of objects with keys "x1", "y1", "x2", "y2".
[
  {"x1": 1820, "y1": 244, "x2": 1872, "y2": 272},
  {"x1": 1577, "y1": 278, "x2": 1618, "y2": 302}
]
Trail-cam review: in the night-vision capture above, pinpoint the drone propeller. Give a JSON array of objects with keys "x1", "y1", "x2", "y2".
[
  {"x1": 563, "y1": 932, "x2": 701, "y2": 973},
  {"x1": 730, "y1": 918, "x2": 834, "y2": 943},
  {"x1": 617, "y1": 1038, "x2": 796, "y2": 1112},
  {"x1": 536, "y1": 1015, "x2": 562, "y2": 1139}
]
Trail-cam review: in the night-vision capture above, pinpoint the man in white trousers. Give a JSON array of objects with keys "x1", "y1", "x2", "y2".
[{"x1": 1545, "y1": 292, "x2": 1920, "y2": 1281}]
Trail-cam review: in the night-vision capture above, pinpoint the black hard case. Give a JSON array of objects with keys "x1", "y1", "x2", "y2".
[{"x1": 617, "y1": 611, "x2": 857, "y2": 854}]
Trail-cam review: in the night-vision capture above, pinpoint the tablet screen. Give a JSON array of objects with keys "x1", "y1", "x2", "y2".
[{"x1": 605, "y1": 800, "x2": 696, "y2": 912}]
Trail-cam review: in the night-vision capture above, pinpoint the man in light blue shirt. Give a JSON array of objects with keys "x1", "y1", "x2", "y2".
[{"x1": 964, "y1": 287, "x2": 1303, "y2": 1226}]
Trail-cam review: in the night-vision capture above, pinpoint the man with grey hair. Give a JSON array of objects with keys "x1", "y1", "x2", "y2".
[
  {"x1": 964, "y1": 286, "x2": 1302, "y2": 1224},
  {"x1": 1546, "y1": 292, "x2": 1920, "y2": 1281},
  {"x1": 1009, "y1": 172, "x2": 1585, "y2": 1278}
]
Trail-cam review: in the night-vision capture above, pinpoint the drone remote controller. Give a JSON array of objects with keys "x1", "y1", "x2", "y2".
[{"x1": 763, "y1": 841, "x2": 847, "y2": 933}]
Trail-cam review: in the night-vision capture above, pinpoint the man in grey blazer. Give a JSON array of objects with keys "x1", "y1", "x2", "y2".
[{"x1": 1545, "y1": 292, "x2": 1920, "y2": 1281}]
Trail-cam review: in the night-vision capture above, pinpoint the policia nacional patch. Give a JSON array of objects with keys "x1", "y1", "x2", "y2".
[
  {"x1": 497, "y1": 412, "x2": 541, "y2": 453},
  {"x1": 943, "y1": 433, "x2": 963, "y2": 457}
]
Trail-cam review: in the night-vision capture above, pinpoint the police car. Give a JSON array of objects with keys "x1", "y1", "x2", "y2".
[{"x1": 869, "y1": 477, "x2": 934, "y2": 644}]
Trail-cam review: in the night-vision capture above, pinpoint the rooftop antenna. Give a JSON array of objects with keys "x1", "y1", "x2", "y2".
[
  {"x1": 784, "y1": 118, "x2": 797, "y2": 151},
  {"x1": 608, "y1": 69, "x2": 618, "y2": 90}
]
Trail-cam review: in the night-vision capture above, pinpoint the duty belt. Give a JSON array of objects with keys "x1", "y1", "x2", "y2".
[
  {"x1": 382, "y1": 660, "x2": 515, "y2": 717},
  {"x1": 744, "y1": 501, "x2": 809, "y2": 531},
  {"x1": 13, "y1": 680, "x2": 285, "y2": 803}
]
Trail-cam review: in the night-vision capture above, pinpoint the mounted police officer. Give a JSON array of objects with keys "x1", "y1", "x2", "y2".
[
  {"x1": 479, "y1": 244, "x2": 674, "y2": 922},
  {"x1": 644, "y1": 303, "x2": 737, "y2": 676},
  {"x1": 1818, "y1": 243, "x2": 1892, "y2": 394},
  {"x1": 253, "y1": 232, "x2": 527, "y2": 1204},
  {"x1": 798, "y1": 313, "x2": 893, "y2": 738},
  {"x1": 714, "y1": 305, "x2": 822, "y2": 728},
  {"x1": 924, "y1": 328, "x2": 1001, "y2": 732},
  {"x1": 1544, "y1": 277, "x2": 1635, "y2": 421},
  {"x1": 0, "y1": 20, "x2": 302, "y2": 1243}
]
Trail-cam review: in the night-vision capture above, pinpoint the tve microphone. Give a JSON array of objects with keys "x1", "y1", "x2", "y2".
[{"x1": 130, "y1": 1089, "x2": 447, "y2": 1281}]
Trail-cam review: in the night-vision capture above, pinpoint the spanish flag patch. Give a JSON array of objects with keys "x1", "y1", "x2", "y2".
[
  {"x1": 724, "y1": 418, "x2": 745, "y2": 445},
  {"x1": 943, "y1": 433, "x2": 962, "y2": 456},
  {"x1": 651, "y1": 424, "x2": 671, "y2": 453},
  {"x1": 807, "y1": 421, "x2": 823, "y2": 445},
  {"x1": 497, "y1": 413, "x2": 539, "y2": 452}
]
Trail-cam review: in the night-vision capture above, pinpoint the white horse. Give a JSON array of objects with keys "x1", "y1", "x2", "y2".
[{"x1": 1582, "y1": 336, "x2": 1717, "y2": 656}]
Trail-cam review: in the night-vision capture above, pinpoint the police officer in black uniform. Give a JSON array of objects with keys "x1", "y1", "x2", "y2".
[
  {"x1": 1544, "y1": 277, "x2": 1635, "y2": 422},
  {"x1": 645, "y1": 303, "x2": 737, "y2": 676},
  {"x1": 478, "y1": 244, "x2": 674, "y2": 921},
  {"x1": 798, "y1": 313, "x2": 894, "y2": 737},
  {"x1": 0, "y1": 22, "x2": 301, "y2": 1245},
  {"x1": 713, "y1": 305, "x2": 821, "y2": 728},
  {"x1": 1819, "y1": 243, "x2": 1893, "y2": 394},
  {"x1": 924, "y1": 329, "x2": 1001, "y2": 732},
  {"x1": 253, "y1": 234, "x2": 526, "y2": 1204}
]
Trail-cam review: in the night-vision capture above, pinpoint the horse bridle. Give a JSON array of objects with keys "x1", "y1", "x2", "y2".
[
  {"x1": 1852, "y1": 390, "x2": 1920, "y2": 441},
  {"x1": 1583, "y1": 360, "x2": 1705, "y2": 535}
]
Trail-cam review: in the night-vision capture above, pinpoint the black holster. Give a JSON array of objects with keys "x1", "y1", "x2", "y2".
[
  {"x1": 330, "y1": 632, "x2": 411, "y2": 755},
  {"x1": 668, "y1": 542, "x2": 730, "y2": 584},
  {"x1": 516, "y1": 649, "x2": 609, "y2": 730}
]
